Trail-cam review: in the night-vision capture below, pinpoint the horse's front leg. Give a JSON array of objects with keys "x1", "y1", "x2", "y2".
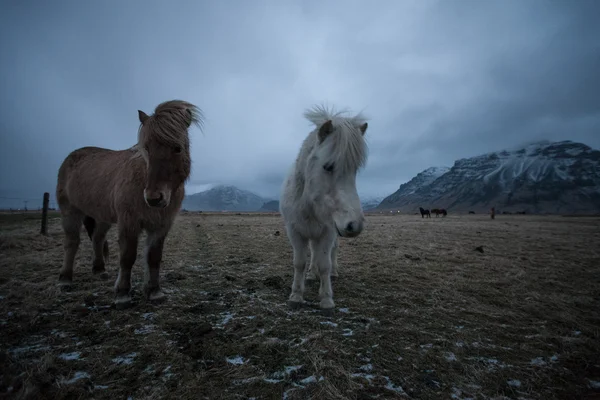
[
  {"x1": 114, "y1": 228, "x2": 139, "y2": 309},
  {"x1": 144, "y1": 232, "x2": 166, "y2": 303},
  {"x1": 330, "y1": 237, "x2": 339, "y2": 279},
  {"x1": 306, "y1": 240, "x2": 318, "y2": 282},
  {"x1": 287, "y1": 229, "x2": 308, "y2": 309},
  {"x1": 312, "y1": 233, "x2": 336, "y2": 314}
]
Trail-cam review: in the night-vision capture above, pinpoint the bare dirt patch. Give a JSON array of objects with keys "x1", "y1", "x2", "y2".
[{"x1": 1, "y1": 212, "x2": 599, "y2": 399}]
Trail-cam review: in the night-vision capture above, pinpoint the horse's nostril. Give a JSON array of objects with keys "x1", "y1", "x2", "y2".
[
  {"x1": 146, "y1": 193, "x2": 164, "y2": 207},
  {"x1": 346, "y1": 222, "x2": 354, "y2": 232}
]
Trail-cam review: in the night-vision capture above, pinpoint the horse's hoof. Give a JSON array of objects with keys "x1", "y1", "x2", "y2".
[
  {"x1": 94, "y1": 271, "x2": 109, "y2": 280},
  {"x1": 114, "y1": 295, "x2": 133, "y2": 310},
  {"x1": 288, "y1": 300, "x2": 304, "y2": 310},
  {"x1": 147, "y1": 289, "x2": 166, "y2": 303},
  {"x1": 58, "y1": 276, "x2": 73, "y2": 290},
  {"x1": 321, "y1": 308, "x2": 335, "y2": 317},
  {"x1": 115, "y1": 298, "x2": 133, "y2": 310},
  {"x1": 320, "y1": 298, "x2": 335, "y2": 310}
]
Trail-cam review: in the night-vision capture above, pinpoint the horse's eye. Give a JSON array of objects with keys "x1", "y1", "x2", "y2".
[
  {"x1": 174, "y1": 146, "x2": 182, "y2": 154},
  {"x1": 323, "y1": 163, "x2": 334, "y2": 172}
]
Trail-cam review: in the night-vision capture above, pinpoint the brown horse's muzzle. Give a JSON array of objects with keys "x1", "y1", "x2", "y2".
[{"x1": 144, "y1": 189, "x2": 170, "y2": 208}]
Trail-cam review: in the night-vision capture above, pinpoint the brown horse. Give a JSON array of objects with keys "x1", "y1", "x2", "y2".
[{"x1": 56, "y1": 100, "x2": 203, "y2": 309}]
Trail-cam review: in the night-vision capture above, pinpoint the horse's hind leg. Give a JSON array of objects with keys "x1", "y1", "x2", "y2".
[
  {"x1": 114, "y1": 227, "x2": 139, "y2": 309},
  {"x1": 85, "y1": 218, "x2": 111, "y2": 279},
  {"x1": 287, "y1": 229, "x2": 308, "y2": 309},
  {"x1": 58, "y1": 210, "x2": 84, "y2": 287},
  {"x1": 143, "y1": 232, "x2": 166, "y2": 303}
]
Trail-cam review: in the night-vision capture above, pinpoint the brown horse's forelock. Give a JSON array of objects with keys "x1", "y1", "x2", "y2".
[{"x1": 135, "y1": 100, "x2": 203, "y2": 158}]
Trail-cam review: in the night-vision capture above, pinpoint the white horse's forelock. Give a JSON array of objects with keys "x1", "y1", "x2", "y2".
[{"x1": 303, "y1": 104, "x2": 368, "y2": 173}]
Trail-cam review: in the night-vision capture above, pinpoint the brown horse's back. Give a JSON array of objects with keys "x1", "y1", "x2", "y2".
[{"x1": 56, "y1": 146, "x2": 143, "y2": 223}]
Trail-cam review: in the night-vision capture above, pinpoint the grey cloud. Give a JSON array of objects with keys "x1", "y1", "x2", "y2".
[{"x1": 1, "y1": 0, "x2": 599, "y2": 207}]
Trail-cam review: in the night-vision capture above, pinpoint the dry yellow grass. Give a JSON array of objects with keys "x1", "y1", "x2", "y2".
[{"x1": 1, "y1": 211, "x2": 599, "y2": 399}]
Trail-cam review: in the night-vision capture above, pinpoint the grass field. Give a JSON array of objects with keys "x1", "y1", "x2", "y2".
[{"x1": 1, "y1": 211, "x2": 599, "y2": 399}]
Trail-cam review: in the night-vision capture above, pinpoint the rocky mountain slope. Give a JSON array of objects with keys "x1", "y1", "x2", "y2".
[
  {"x1": 258, "y1": 200, "x2": 280, "y2": 212},
  {"x1": 377, "y1": 140, "x2": 600, "y2": 214},
  {"x1": 182, "y1": 185, "x2": 267, "y2": 212}
]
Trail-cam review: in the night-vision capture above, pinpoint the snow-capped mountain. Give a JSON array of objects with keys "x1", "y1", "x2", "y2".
[
  {"x1": 361, "y1": 196, "x2": 385, "y2": 210},
  {"x1": 258, "y1": 200, "x2": 280, "y2": 212},
  {"x1": 377, "y1": 166, "x2": 450, "y2": 208},
  {"x1": 378, "y1": 140, "x2": 600, "y2": 214},
  {"x1": 182, "y1": 185, "x2": 267, "y2": 211}
]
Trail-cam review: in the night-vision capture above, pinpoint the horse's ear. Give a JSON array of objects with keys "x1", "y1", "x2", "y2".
[
  {"x1": 318, "y1": 120, "x2": 334, "y2": 143},
  {"x1": 359, "y1": 122, "x2": 368, "y2": 135},
  {"x1": 138, "y1": 110, "x2": 149, "y2": 124}
]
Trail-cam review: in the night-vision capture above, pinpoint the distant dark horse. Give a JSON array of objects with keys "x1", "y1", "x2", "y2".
[
  {"x1": 431, "y1": 208, "x2": 447, "y2": 217},
  {"x1": 419, "y1": 207, "x2": 431, "y2": 218}
]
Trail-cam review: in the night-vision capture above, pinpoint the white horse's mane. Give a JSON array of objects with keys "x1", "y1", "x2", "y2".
[{"x1": 303, "y1": 104, "x2": 369, "y2": 173}]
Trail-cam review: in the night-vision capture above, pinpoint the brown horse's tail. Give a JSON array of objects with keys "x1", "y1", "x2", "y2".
[{"x1": 83, "y1": 216, "x2": 109, "y2": 260}]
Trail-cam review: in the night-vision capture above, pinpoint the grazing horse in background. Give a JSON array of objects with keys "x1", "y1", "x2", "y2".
[
  {"x1": 280, "y1": 105, "x2": 369, "y2": 314},
  {"x1": 431, "y1": 208, "x2": 447, "y2": 217},
  {"x1": 419, "y1": 207, "x2": 431, "y2": 218},
  {"x1": 56, "y1": 100, "x2": 203, "y2": 309}
]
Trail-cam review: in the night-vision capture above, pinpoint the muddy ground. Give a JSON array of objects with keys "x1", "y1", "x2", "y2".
[{"x1": 1, "y1": 211, "x2": 599, "y2": 400}]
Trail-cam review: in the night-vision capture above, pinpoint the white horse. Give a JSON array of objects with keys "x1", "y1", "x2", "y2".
[{"x1": 280, "y1": 105, "x2": 369, "y2": 314}]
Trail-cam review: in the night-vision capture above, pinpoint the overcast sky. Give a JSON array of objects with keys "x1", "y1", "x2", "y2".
[{"x1": 1, "y1": 0, "x2": 599, "y2": 207}]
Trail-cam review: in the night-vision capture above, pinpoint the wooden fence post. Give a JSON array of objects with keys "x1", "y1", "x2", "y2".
[{"x1": 41, "y1": 192, "x2": 50, "y2": 235}]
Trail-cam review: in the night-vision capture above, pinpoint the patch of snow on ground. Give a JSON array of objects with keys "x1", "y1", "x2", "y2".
[
  {"x1": 94, "y1": 385, "x2": 109, "y2": 390},
  {"x1": 350, "y1": 373, "x2": 376, "y2": 384},
  {"x1": 420, "y1": 343, "x2": 433, "y2": 349},
  {"x1": 359, "y1": 364, "x2": 373, "y2": 372},
  {"x1": 51, "y1": 329, "x2": 68, "y2": 338},
  {"x1": 219, "y1": 312, "x2": 234, "y2": 326},
  {"x1": 338, "y1": 308, "x2": 350, "y2": 313},
  {"x1": 588, "y1": 380, "x2": 600, "y2": 389},
  {"x1": 342, "y1": 328, "x2": 353, "y2": 336},
  {"x1": 161, "y1": 366, "x2": 174, "y2": 381},
  {"x1": 9, "y1": 344, "x2": 50, "y2": 356},
  {"x1": 134, "y1": 325, "x2": 155, "y2": 335},
  {"x1": 445, "y1": 352, "x2": 457, "y2": 362},
  {"x1": 573, "y1": 330, "x2": 582, "y2": 336},
  {"x1": 270, "y1": 365, "x2": 303, "y2": 379},
  {"x1": 383, "y1": 376, "x2": 405, "y2": 394},
  {"x1": 112, "y1": 352, "x2": 137, "y2": 365},
  {"x1": 299, "y1": 375, "x2": 320, "y2": 385},
  {"x1": 320, "y1": 321, "x2": 338, "y2": 327},
  {"x1": 59, "y1": 352, "x2": 82, "y2": 361},
  {"x1": 141, "y1": 312, "x2": 154, "y2": 320},
  {"x1": 530, "y1": 357, "x2": 546, "y2": 366},
  {"x1": 263, "y1": 378, "x2": 283, "y2": 384},
  {"x1": 63, "y1": 371, "x2": 90, "y2": 385},
  {"x1": 507, "y1": 379, "x2": 521, "y2": 387},
  {"x1": 226, "y1": 356, "x2": 246, "y2": 365}
]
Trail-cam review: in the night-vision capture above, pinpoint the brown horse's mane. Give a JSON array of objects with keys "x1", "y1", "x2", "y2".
[{"x1": 134, "y1": 100, "x2": 204, "y2": 159}]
